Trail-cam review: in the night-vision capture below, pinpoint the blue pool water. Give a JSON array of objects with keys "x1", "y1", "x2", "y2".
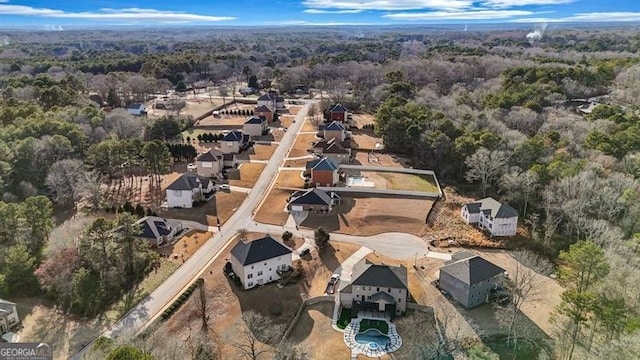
[{"x1": 355, "y1": 329, "x2": 390, "y2": 349}]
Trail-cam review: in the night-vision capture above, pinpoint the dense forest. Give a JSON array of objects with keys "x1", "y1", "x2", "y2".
[{"x1": 0, "y1": 26, "x2": 640, "y2": 358}]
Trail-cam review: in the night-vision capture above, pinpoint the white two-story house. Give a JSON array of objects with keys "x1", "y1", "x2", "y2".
[
  {"x1": 195, "y1": 148, "x2": 224, "y2": 178},
  {"x1": 461, "y1": 197, "x2": 518, "y2": 237},
  {"x1": 0, "y1": 298, "x2": 20, "y2": 338},
  {"x1": 230, "y1": 235, "x2": 293, "y2": 290},
  {"x1": 339, "y1": 259, "x2": 408, "y2": 319},
  {"x1": 220, "y1": 130, "x2": 251, "y2": 154},
  {"x1": 165, "y1": 173, "x2": 215, "y2": 209}
]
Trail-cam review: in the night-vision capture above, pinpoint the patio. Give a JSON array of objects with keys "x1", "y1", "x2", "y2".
[{"x1": 342, "y1": 316, "x2": 402, "y2": 358}]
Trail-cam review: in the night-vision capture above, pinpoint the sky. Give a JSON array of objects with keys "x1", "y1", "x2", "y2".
[{"x1": 0, "y1": 0, "x2": 639, "y2": 28}]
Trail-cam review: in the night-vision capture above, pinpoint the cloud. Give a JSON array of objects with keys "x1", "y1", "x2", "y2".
[
  {"x1": 304, "y1": 9, "x2": 363, "y2": 14},
  {"x1": 511, "y1": 12, "x2": 640, "y2": 23},
  {"x1": 271, "y1": 19, "x2": 381, "y2": 26},
  {"x1": 480, "y1": 0, "x2": 576, "y2": 8},
  {"x1": 384, "y1": 9, "x2": 535, "y2": 20},
  {"x1": 302, "y1": 0, "x2": 473, "y2": 11},
  {"x1": 0, "y1": 4, "x2": 235, "y2": 22}
]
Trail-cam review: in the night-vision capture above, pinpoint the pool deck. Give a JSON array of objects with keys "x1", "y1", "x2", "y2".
[{"x1": 342, "y1": 316, "x2": 402, "y2": 358}]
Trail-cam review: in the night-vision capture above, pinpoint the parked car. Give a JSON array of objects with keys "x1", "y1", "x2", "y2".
[
  {"x1": 299, "y1": 248, "x2": 310, "y2": 257},
  {"x1": 326, "y1": 274, "x2": 340, "y2": 294},
  {"x1": 219, "y1": 184, "x2": 230, "y2": 191}
]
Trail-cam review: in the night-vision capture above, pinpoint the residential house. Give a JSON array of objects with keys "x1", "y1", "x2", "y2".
[
  {"x1": 134, "y1": 216, "x2": 183, "y2": 247},
  {"x1": 254, "y1": 105, "x2": 274, "y2": 123},
  {"x1": 240, "y1": 87, "x2": 257, "y2": 96},
  {"x1": 243, "y1": 116, "x2": 268, "y2": 137},
  {"x1": 322, "y1": 121, "x2": 349, "y2": 142},
  {"x1": 223, "y1": 153, "x2": 236, "y2": 169},
  {"x1": 312, "y1": 138, "x2": 351, "y2": 164},
  {"x1": 439, "y1": 253, "x2": 506, "y2": 308},
  {"x1": 577, "y1": 102, "x2": 598, "y2": 115},
  {"x1": 328, "y1": 103, "x2": 348, "y2": 122},
  {"x1": 339, "y1": 259, "x2": 408, "y2": 319},
  {"x1": 306, "y1": 157, "x2": 340, "y2": 187},
  {"x1": 165, "y1": 173, "x2": 215, "y2": 208},
  {"x1": 230, "y1": 235, "x2": 293, "y2": 290},
  {"x1": 461, "y1": 197, "x2": 518, "y2": 237},
  {"x1": 127, "y1": 103, "x2": 147, "y2": 116},
  {"x1": 257, "y1": 93, "x2": 276, "y2": 110},
  {"x1": 220, "y1": 130, "x2": 251, "y2": 154},
  {"x1": 275, "y1": 95, "x2": 285, "y2": 111},
  {"x1": 287, "y1": 188, "x2": 341, "y2": 213},
  {"x1": 195, "y1": 149, "x2": 224, "y2": 178},
  {"x1": 0, "y1": 298, "x2": 20, "y2": 337}
]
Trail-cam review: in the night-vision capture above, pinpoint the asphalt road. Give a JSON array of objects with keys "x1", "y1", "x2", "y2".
[{"x1": 69, "y1": 101, "x2": 312, "y2": 359}]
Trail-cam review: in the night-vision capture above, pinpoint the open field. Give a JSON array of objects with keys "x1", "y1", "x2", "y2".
[
  {"x1": 353, "y1": 151, "x2": 406, "y2": 168},
  {"x1": 351, "y1": 113, "x2": 375, "y2": 128},
  {"x1": 182, "y1": 99, "x2": 223, "y2": 118},
  {"x1": 255, "y1": 189, "x2": 292, "y2": 225},
  {"x1": 159, "y1": 191, "x2": 246, "y2": 226},
  {"x1": 275, "y1": 170, "x2": 306, "y2": 188},
  {"x1": 302, "y1": 117, "x2": 318, "y2": 132},
  {"x1": 351, "y1": 132, "x2": 382, "y2": 150},
  {"x1": 352, "y1": 170, "x2": 439, "y2": 193},
  {"x1": 301, "y1": 195, "x2": 431, "y2": 236},
  {"x1": 236, "y1": 143, "x2": 277, "y2": 162},
  {"x1": 158, "y1": 230, "x2": 212, "y2": 264},
  {"x1": 288, "y1": 133, "x2": 317, "y2": 158},
  {"x1": 158, "y1": 232, "x2": 303, "y2": 359},
  {"x1": 228, "y1": 162, "x2": 266, "y2": 188}
]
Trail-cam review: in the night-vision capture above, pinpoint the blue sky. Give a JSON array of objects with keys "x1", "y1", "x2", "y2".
[{"x1": 0, "y1": 0, "x2": 639, "y2": 28}]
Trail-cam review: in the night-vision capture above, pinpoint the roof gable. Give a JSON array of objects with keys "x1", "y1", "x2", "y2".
[
  {"x1": 136, "y1": 216, "x2": 173, "y2": 240},
  {"x1": 255, "y1": 105, "x2": 273, "y2": 113},
  {"x1": 329, "y1": 103, "x2": 348, "y2": 113},
  {"x1": 127, "y1": 103, "x2": 144, "y2": 109},
  {"x1": 324, "y1": 141, "x2": 349, "y2": 154},
  {"x1": 258, "y1": 94, "x2": 275, "y2": 101},
  {"x1": 477, "y1": 197, "x2": 518, "y2": 218},
  {"x1": 311, "y1": 157, "x2": 339, "y2": 171},
  {"x1": 222, "y1": 130, "x2": 244, "y2": 142},
  {"x1": 196, "y1": 149, "x2": 223, "y2": 162},
  {"x1": 440, "y1": 255, "x2": 505, "y2": 285},
  {"x1": 166, "y1": 173, "x2": 211, "y2": 191},
  {"x1": 245, "y1": 116, "x2": 265, "y2": 125},
  {"x1": 325, "y1": 121, "x2": 345, "y2": 131},
  {"x1": 351, "y1": 260, "x2": 408, "y2": 289},
  {"x1": 230, "y1": 235, "x2": 293, "y2": 266},
  {"x1": 289, "y1": 188, "x2": 332, "y2": 206}
]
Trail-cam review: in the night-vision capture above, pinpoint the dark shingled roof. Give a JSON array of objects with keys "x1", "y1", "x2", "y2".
[
  {"x1": 329, "y1": 103, "x2": 348, "y2": 113},
  {"x1": 231, "y1": 235, "x2": 293, "y2": 266},
  {"x1": 127, "y1": 103, "x2": 143, "y2": 109},
  {"x1": 255, "y1": 105, "x2": 273, "y2": 113},
  {"x1": 258, "y1": 94, "x2": 275, "y2": 101},
  {"x1": 310, "y1": 157, "x2": 339, "y2": 172},
  {"x1": 137, "y1": 216, "x2": 172, "y2": 239},
  {"x1": 351, "y1": 259, "x2": 408, "y2": 289},
  {"x1": 196, "y1": 149, "x2": 223, "y2": 162},
  {"x1": 324, "y1": 140, "x2": 349, "y2": 154},
  {"x1": 222, "y1": 130, "x2": 245, "y2": 142},
  {"x1": 166, "y1": 173, "x2": 211, "y2": 191},
  {"x1": 440, "y1": 256, "x2": 505, "y2": 285},
  {"x1": 325, "y1": 121, "x2": 346, "y2": 131},
  {"x1": 289, "y1": 188, "x2": 333, "y2": 206},
  {"x1": 464, "y1": 197, "x2": 518, "y2": 218},
  {"x1": 245, "y1": 116, "x2": 265, "y2": 125}
]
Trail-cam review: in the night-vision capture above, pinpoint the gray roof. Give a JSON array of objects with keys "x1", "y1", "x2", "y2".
[
  {"x1": 255, "y1": 105, "x2": 273, "y2": 113},
  {"x1": 324, "y1": 140, "x2": 349, "y2": 154},
  {"x1": 136, "y1": 216, "x2": 175, "y2": 240},
  {"x1": 289, "y1": 188, "x2": 334, "y2": 206},
  {"x1": 127, "y1": 103, "x2": 144, "y2": 109},
  {"x1": 196, "y1": 149, "x2": 223, "y2": 162},
  {"x1": 464, "y1": 197, "x2": 518, "y2": 219},
  {"x1": 245, "y1": 116, "x2": 265, "y2": 125},
  {"x1": 0, "y1": 298, "x2": 16, "y2": 316},
  {"x1": 166, "y1": 173, "x2": 211, "y2": 191},
  {"x1": 258, "y1": 93, "x2": 275, "y2": 101},
  {"x1": 230, "y1": 235, "x2": 293, "y2": 266},
  {"x1": 440, "y1": 256, "x2": 505, "y2": 285},
  {"x1": 329, "y1": 103, "x2": 348, "y2": 113},
  {"x1": 351, "y1": 259, "x2": 408, "y2": 289},
  {"x1": 222, "y1": 130, "x2": 245, "y2": 142},
  {"x1": 325, "y1": 121, "x2": 346, "y2": 131}
]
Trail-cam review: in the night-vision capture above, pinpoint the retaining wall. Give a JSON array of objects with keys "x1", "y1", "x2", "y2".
[{"x1": 281, "y1": 295, "x2": 335, "y2": 342}]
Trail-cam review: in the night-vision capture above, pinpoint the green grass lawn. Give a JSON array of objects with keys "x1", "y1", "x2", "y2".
[
  {"x1": 480, "y1": 334, "x2": 549, "y2": 360},
  {"x1": 337, "y1": 307, "x2": 352, "y2": 329},
  {"x1": 378, "y1": 172, "x2": 440, "y2": 193},
  {"x1": 359, "y1": 318, "x2": 389, "y2": 334}
]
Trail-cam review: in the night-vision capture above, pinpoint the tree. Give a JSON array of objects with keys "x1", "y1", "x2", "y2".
[
  {"x1": 1, "y1": 243, "x2": 39, "y2": 296},
  {"x1": 273, "y1": 342, "x2": 309, "y2": 360},
  {"x1": 45, "y1": 159, "x2": 87, "y2": 206},
  {"x1": 500, "y1": 169, "x2": 539, "y2": 218},
  {"x1": 282, "y1": 231, "x2": 293, "y2": 244},
  {"x1": 465, "y1": 148, "x2": 510, "y2": 197},
  {"x1": 107, "y1": 345, "x2": 154, "y2": 360},
  {"x1": 554, "y1": 240, "x2": 610, "y2": 360},
  {"x1": 495, "y1": 250, "x2": 552, "y2": 355},
  {"x1": 141, "y1": 141, "x2": 171, "y2": 188},
  {"x1": 314, "y1": 227, "x2": 330, "y2": 249},
  {"x1": 35, "y1": 247, "x2": 79, "y2": 309},
  {"x1": 22, "y1": 195, "x2": 53, "y2": 259},
  {"x1": 227, "y1": 311, "x2": 282, "y2": 360}
]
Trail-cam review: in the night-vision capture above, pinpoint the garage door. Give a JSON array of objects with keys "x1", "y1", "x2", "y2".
[{"x1": 291, "y1": 206, "x2": 304, "y2": 211}]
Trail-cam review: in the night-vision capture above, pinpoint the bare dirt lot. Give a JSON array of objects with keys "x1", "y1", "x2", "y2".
[
  {"x1": 353, "y1": 151, "x2": 407, "y2": 168},
  {"x1": 159, "y1": 191, "x2": 246, "y2": 226},
  {"x1": 288, "y1": 133, "x2": 318, "y2": 158},
  {"x1": 301, "y1": 118, "x2": 317, "y2": 132},
  {"x1": 351, "y1": 131, "x2": 383, "y2": 151},
  {"x1": 255, "y1": 189, "x2": 292, "y2": 225},
  {"x1": 301, "y1": 194, "x2": 432, "y2": 236},
  {"x1": 275, "y1": 170, "x2": 306, "y2": 189},
  {"x1": 236, "y1": 143, "x2": 277, "y2": 162},
  {"x1": 287, "y1": 302, "x2": 351, "y2": 359},
  {"x1": 280, "y1": 115, "x2": 295, "y2": 128},
  {"x1": 283, "y1": 158, "x2": 313, "y2": 168},
  {"x1": 158, "y1": 230, "x2": 213, "y2": 264},
  {"x1": 288, "y1": 105, "x2": 302, "y2": 116},
  {"x1": 351, "y1": 113, "x2": 375, "y2": 128},
  {"x1": 228, "y1": 162, "x2": 266, "y2": 188},
  {"x1": 158, "y1": 232, "x2": 304, "y2": 359}
]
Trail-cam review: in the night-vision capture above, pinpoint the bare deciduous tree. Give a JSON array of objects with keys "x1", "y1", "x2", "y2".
[
  {"x1": 227, "y1": 311, "x2": 282, "y2": 360},
  {"x1": 465, "y1": 147, "x2": 509, "y2": 197}
]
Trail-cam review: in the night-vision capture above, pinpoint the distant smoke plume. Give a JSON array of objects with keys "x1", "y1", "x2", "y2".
[
  {"x1": 0, "y1": 35, "x2": 8, "y2": 47},
  {"x1": 526, "y1": 23, "x2": 547, "y2": 44},
  {"x1": 44, "y1": 25, "x2": 64, "y2": 31}
]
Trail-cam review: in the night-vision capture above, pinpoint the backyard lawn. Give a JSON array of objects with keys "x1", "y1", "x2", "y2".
[
  {"x1": 228, "y1": 162, "x2": 265, "y2": 188},
  {"x1": 377, "y1": 172, "x2": 440, "y2": 193},
  {"x1": 337, "y1": 307, "x2": 352, "y2": 329},
  {"x1": 359, "y1": 319, "x2": 389, "y2": 334}
]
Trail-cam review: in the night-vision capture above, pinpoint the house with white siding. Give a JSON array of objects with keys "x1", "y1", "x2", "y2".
[
  {"x1": 0, "y1": 298, "x2": 20, "y2": 338},
  {"x1": 220, "y1": 130, "x2": 251, "y2": 154},
  {"x1": 229, "y1": 235, "x2": 293, "y2": 290},
  {"x1": 438, "y1": 252, "x2": 505, "y2": 308},
  {"x1": 195, "y1": 149, "x2": 224, "y2": 178},
  {"x1": 461, "y1": 197, "x2": 518, "y2": 237},
  {"x1": 339, "y1": 259, "x2": 408, "y2": 319},
  {"x1": 165, "y1": 173, "x2": 215, "y2": 208}
]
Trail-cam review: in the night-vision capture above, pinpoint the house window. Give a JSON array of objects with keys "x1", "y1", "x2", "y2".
[
  {"x1": 398, "y1": 298, "x2": 402, "y2": 302},
  {"x1": 367, "y1": 296, "x2": 371, "y2": 300},
  {"x1": 251, "y1": 265, "x2": 254, "y2": 269},
  {"x1": 388, "y1": 288, "x2": 391, "y2": 293},
  {"x1": 264, "y1": 262, "x2": 267, "y2": 266},
  {"x1": 269, "y1": 268, "x2": 272, "y2": 271},
  {"x1": 257, "y1": 271, "x2": 263, "y2": 276},
  {"x1": 173, "y1": 190, "x2": 182, "y2": 197},
  {"x1": 226, "y1": 141, "x2": 233, "y2": 146},
  {"x1": 368, "y1": 287, "x2": 371, "y2": 291},
  {"x1": 247, "y1": 273, "x2": 253, "y2": 279},
  {"x1": 248, "y1": 282, "x2": 253, "y2": 287},
  {"x1": 376, "y1": 287, "x2": 380, "y2": 292}
]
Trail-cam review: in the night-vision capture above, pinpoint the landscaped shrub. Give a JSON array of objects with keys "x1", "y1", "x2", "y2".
[{"x1": 159, "y1": 278, "x2": 204, "y2": 321}]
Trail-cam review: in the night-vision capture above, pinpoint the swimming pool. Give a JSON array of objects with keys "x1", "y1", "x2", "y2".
[{"x1": 355, "y1": 329, "x2": 390, "y2": 349}]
